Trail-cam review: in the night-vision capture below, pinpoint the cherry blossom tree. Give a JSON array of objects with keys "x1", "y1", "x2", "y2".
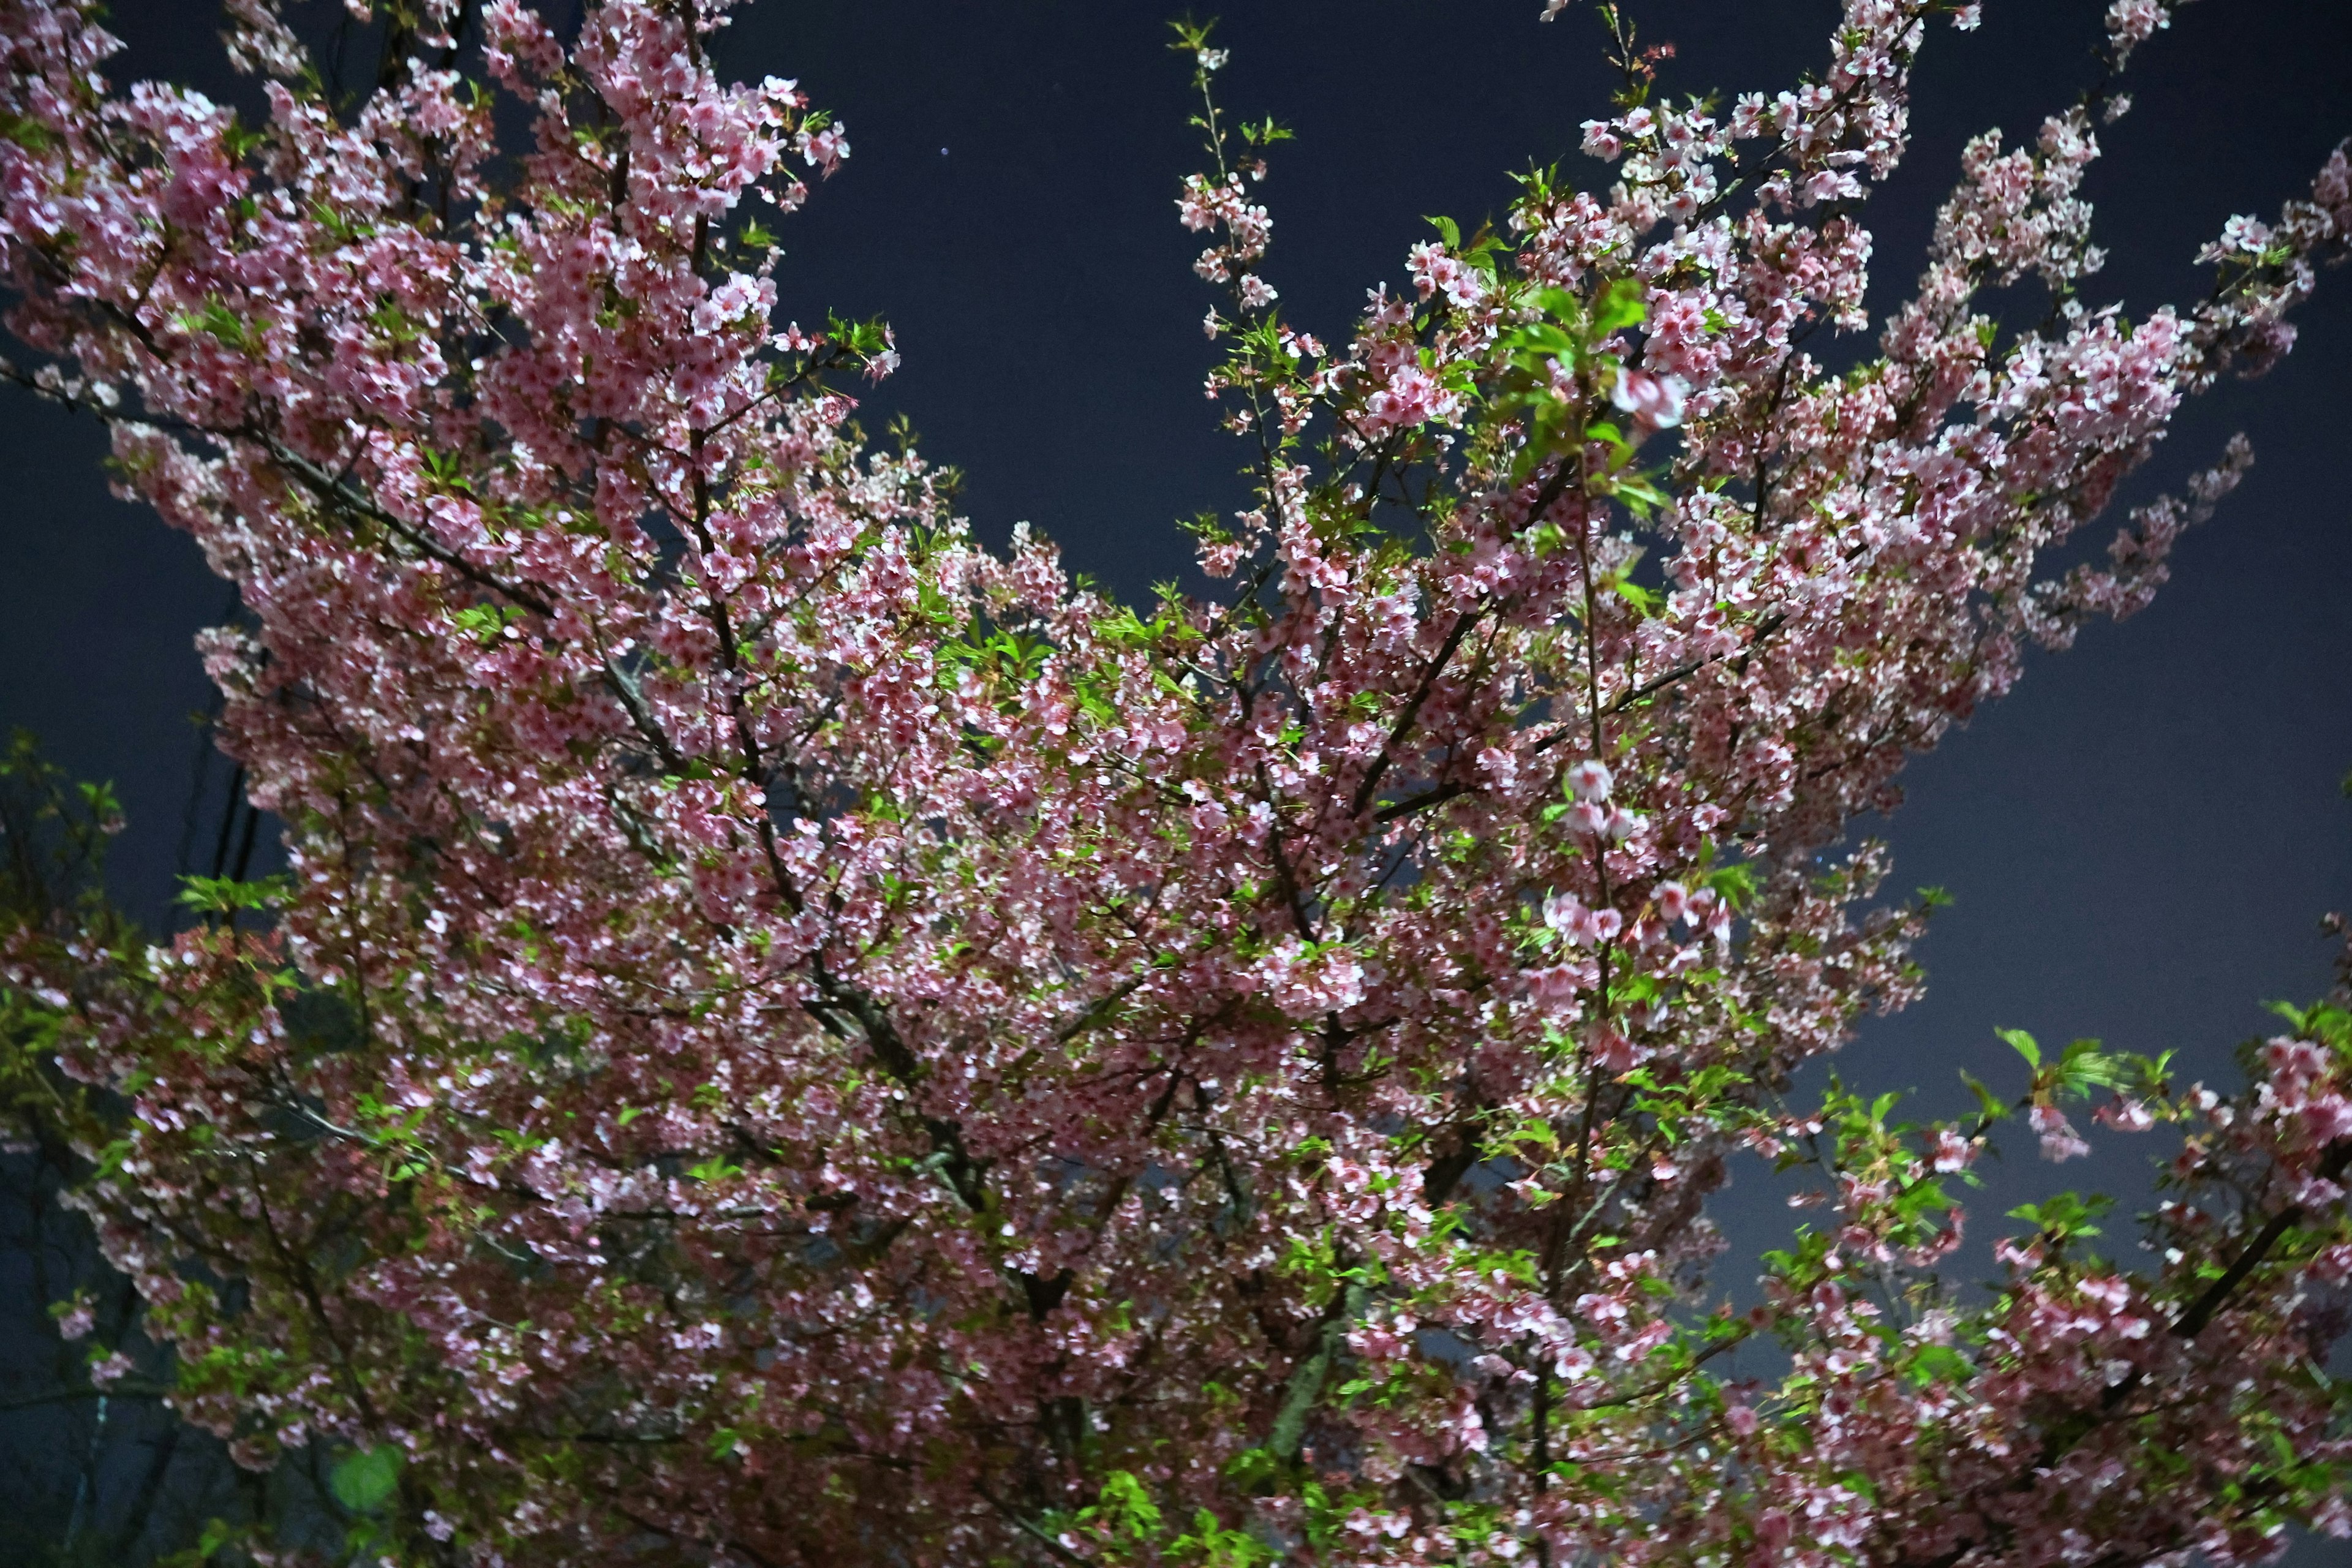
[{"x1": 1, "y1": 1, "x2": 2350, "y2": 1565}]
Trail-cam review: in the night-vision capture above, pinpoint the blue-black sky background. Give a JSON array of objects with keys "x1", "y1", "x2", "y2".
[{"x1": 0, "y1": 0, "x2": 2347, "y2": 1555}]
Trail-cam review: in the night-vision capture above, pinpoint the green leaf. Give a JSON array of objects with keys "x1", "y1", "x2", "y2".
[
  {"x1": 1996, "y1": 1027, "x2": 2041, "y2": 1072},
  {"x1": 221, "y1": 114, "x2": 268, "y2": 162},
  {"x1": 453, "y1": 602, "x2": 522, "y2": 644},
  {"x1": 1532, "y1": 285, "x2": 1580, "y2": 322},
  {"x1": 172, "y1": 298, "x2": 255, "y2": 352},
  {"x1": 2008, "y1": 1189, "x2": 2110, "y2": 1240},
  {"x1": 329, "y1": 1444, "x2": 402, "y2": 1514},
  {"x1": 824, "y1": 309, "x2": 892, "y2": 360},
  {"x1": 175, "y1": 873, "x2": 285, "y2": 914},
  {"x1": 0, "y1": 111, "x2": 56, "y2": 151},
  {"x1": 1907, "y1": 1343, "x2": 1974, "y2": 1388},
  {"x1": 1166, "y1": 17, "x2": 1218, "y2": 55},
  {"x1": 2056, "y1": 1037, "x2": 2125, "y2": 1095},
  {"x1": 1511, "y1": 322, "x2": 1578, "y2": 357},
  {"x1": 1705, "y1": 861, "x2": 1758, "y2": 911},
  {"x1": 1088, "y1": 1470, "x2": 1164, "y2": 1541},
  {"x1": 1592, "y1": 277, "x2": 1648, "y2": 333},
  {"x1": 1958, "y1": 1069, "x2": 2006, "y2": 1123}
]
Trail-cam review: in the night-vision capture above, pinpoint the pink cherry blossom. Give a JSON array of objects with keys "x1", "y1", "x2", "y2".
[
  {"x1": 1610, "y1": 366, "x2": 1687, "y2": 429},
  {"x1": 2032, "y1": 1102, "x2": 2094, "y2": 1162}
]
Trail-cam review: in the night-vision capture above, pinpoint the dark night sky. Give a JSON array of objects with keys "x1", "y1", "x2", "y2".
[{"x1": 1, "y1": 0, "x2": 2348, "y2": 1548}]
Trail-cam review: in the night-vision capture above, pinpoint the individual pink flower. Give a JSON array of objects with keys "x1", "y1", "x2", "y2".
[
  {"x1": 1610, "y1": 367, "x2": 1687, "y2": 429},
  {"x1": 2030, "y1": 1103, "x2": 2092, "y2": 1163},
  {"x1": 2094, "y1": 1096, "x2": 2155, "y2": 1133},
  {"x1": 802, "y1": 124, "x2": 850, "y2": 175},
  {"x1": 1566, "y1": 759, "x2": 1613, "y2": 801},
  {"x1": 1590, "y1": 1026, "x2": 1638, "y2": 1074},
  {"x1": 2105, "y1": 0, "x2": 2169, "y2": 63}
]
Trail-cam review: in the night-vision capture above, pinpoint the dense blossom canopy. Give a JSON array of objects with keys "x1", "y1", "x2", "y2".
[{"x1": 1, "y1": 1, "x2": 2350, "y2": 1565}]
